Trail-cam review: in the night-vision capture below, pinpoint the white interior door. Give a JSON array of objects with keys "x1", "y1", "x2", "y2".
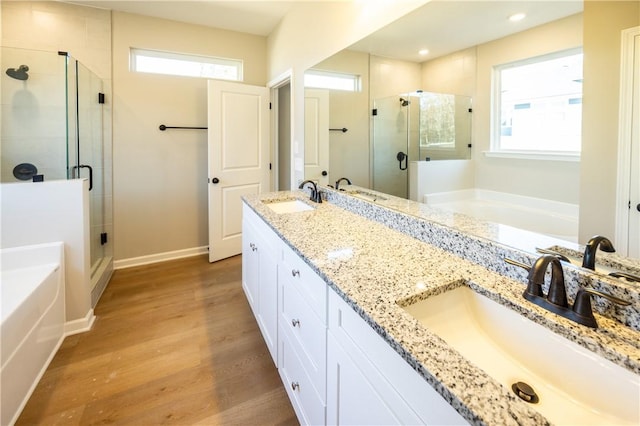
[
  {"x1": 628, "y1": 33, "x2": 640, "y2": 258},
  {"x1": 304, "y1": 89, "x2": 329, "y2": 185},
  {"x1": 615, "y1": 28, "x2": 640, "y2": 257},
  {"x1": 208, "y1": 80, "x2": 270, "y2": 262}
]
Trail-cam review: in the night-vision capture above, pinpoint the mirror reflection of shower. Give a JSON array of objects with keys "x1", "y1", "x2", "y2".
[
  {"x1": 372, "y1": 91, "x2": 472, "y2": 199},
  {"x1": 6, "y1": 64, "x2": 29, "y2": 80}
]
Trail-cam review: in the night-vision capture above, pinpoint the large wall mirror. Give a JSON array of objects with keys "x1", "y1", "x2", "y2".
[{"x1": 302, "y1": 1, "x2": 640, "y2": 265}]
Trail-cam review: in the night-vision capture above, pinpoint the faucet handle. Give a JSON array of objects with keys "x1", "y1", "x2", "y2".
[
  {"x1": 609, "y1": 271, "x2": 640, "y2": 283},
  {"x1": 504, "y1": 257, "x2": 532, "y2": 271},
  {"x1": 572, "y1": 287, "x2": 631, "y2": 328}
]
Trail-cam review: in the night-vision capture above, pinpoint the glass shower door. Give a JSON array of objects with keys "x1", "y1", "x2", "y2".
[
  {"x1": 372, "y1": 94, "x2": 418, "y2": 198},
  {"x1": 67, "y1": 56, "x2": 108, "y2": 284}
]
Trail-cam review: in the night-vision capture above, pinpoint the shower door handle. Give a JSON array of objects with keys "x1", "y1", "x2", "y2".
[
  {"x1": 71, "y1": 164, "x2": 93, "y2": 191},
  {"x1": 78, "y1": 165, "x2": 93, "y2": 191},
  {"x1": 396, "y1": 151, "x2": 408, "y2": 170}
]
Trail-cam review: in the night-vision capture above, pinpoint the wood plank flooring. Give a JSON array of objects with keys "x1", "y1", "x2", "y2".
[{"x1": 17, "y1": 255, "x2": 297, "y2": 425}]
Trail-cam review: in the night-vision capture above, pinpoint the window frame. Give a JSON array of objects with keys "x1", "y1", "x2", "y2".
[
  {"x1": 489, "y1": 47, "x2": 583, "y2": 161},
  {"x1": 130, "y1": 47, "x2": 244, "y2": 81}
]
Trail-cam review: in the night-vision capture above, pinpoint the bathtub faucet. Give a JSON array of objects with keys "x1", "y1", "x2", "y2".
[
  {"x1": 582, "y1": 235, "x2": 615, "y2": 270},
  {"x1": 298, "y1": 180, "x2": 322, "y2": 203}
]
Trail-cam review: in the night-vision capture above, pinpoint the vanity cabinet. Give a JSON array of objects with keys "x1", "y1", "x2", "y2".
[
  {"x1": 242, "y1": 205, "x2": 279, "y2": 365},
  {"x1": 242, "y1": 202, "x2": 465, "y2": 425},
  {"x1": 327, "y1": 289, "x2": 467, "y2": 425}
]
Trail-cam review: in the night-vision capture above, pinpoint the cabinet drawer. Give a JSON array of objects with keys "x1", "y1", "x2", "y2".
[
  {"x1": 279, "y1": 327, "x2": 326, "y2": 426},
  {"x1": 280, "y1": 277, "x2": 327, "y2": 398},
  {"x1": 280, "y1": 244, "x2": 327, "y2": 322}
]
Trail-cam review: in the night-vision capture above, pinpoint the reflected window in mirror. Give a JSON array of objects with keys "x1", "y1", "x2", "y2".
[
  {"x1": 304, "y1": 69, "x2": 361, "y2": 92},
  {"x1": 491, "y1": 48, "x2": 583, "y2": 158}
]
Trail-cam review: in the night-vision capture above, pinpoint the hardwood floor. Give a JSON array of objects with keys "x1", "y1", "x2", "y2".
[{"x1": 17, "y1": 255, "x2": 297, "y2": 425}]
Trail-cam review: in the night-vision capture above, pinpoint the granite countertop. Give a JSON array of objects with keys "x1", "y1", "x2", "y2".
[{"x1": 242, "y1": 190, "x2": 640, "y2": 426}]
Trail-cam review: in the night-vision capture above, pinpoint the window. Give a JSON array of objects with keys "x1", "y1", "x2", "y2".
[
  {"x1": 130, "y1": 48, "x2": 243, "y2": 81},
  {"x1": 420, "y1": 93, "x2": 457, "y2": 149},
  {"x1": 304, "y1": 69, "x2": 360, "y2": 92},
  {"x1": 492, "y1": 49, "x2": 583, "y2": 158}
]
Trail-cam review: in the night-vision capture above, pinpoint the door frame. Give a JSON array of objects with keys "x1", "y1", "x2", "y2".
[
  {"x1": 615, "y1": 26, "x2": 640, "y2": 256},
  {"x1": 269, "y1": 69, "x2": 294, "y2": 191}
]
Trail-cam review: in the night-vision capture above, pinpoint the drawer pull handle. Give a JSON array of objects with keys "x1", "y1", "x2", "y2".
[
  {"x1": 291, "y1": 319, "x2": 300, "y2": 327},
  {"x1": 291, "y1": 382, "x2": 299, "y2": 391},
  {"x1": 291, "y1": 269, "x2": 300, "y2": 277}
]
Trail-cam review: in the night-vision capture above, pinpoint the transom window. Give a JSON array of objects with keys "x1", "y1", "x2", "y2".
[
  {"x1": 130, "y1": 48, "x2": 243, "y2": 81},
  {"x1": 304, "y1": 69, "x2": 360, "y2": 92},
  {"x1": 492, "y1": 48, "x2": 583, "y2": 157}
]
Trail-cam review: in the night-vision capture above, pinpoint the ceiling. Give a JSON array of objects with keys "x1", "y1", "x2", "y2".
[
  {"x1": 349, "y1": 1, "x2": 584, "y2": 62},
  {"x1": 66, "y1": 1, "x2": 583, "y2": 62}
]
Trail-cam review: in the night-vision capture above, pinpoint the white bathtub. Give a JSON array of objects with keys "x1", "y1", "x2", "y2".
[
  {"x1": 424, "y1": 189, "x2": 579, "y2": 242},
  {"x1": 1, "y1": 242, "x2": 65, "y2": 426}
]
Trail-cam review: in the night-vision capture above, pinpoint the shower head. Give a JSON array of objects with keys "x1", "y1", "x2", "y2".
[
  {"x1": 6, "y1": 65, "x2": 29, "y2": 81},
  {"x1": 399, "y1": 98, "x2": 409, "y2": 107}
]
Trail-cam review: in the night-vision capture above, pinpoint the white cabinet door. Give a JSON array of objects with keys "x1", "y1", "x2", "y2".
[
  {"x1": 257, "y1": 230, "x2": 278, "y2": 364},
  {"x1": 328, "y1": 289, "x2": 467, "y2": 425},
  {"x1": 242, "y1": 203, "x2": 279, "y2": 365},
  {"x1": 327, "y1": 333, "x2": 422, "y2": 425}
]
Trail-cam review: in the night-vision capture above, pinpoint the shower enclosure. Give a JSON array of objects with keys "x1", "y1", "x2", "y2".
[
  {"x1": 1, "y1": 47, "x2": 112, "y2": 304},
  {"x1": 372, "y1": 91, "x2": 472, "y2": 198}
]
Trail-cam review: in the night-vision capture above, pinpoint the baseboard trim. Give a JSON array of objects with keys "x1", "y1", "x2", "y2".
[
  {"x1": 114, "y1": 246, "x2": 208, "y2": 270},
  {"x1": 65, "y1": 309, "x2": 96, "y2": 336}
]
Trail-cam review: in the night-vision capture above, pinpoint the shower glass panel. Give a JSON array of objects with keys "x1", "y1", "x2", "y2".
[
  {"x1": 372, "y1": 91, "x2": 472, "y2": 199},
  {"x1": 419, "y1": 93, "x2": 472, "y2": 161},
  {"x1": 1, "y1": 47, "x2": 67, "y2": 181}
]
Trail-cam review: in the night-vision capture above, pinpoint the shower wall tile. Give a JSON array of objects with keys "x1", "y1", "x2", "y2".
[{"x1": 1, "y1": 1, "x2": 112, "y2": 80}]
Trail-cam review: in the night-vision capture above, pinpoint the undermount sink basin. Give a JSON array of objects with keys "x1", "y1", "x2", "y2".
[
  {"x1": 402, "y1": 285, "x2": 639, "y2": 425},
  {"x1": 265, "y1": 199, "x2": 314, "y2": 214}
]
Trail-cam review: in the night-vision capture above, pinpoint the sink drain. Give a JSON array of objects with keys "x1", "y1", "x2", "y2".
[{"x1": 512, "y1": 381, "x2": 539, "y2": 404}]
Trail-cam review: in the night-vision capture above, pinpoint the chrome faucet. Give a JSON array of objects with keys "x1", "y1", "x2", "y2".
[
  {"x1": 582, "y1": 235, "x2": 615, "y2": 270},
  {"x1": 335, "y1": 177, "x2": 352, "y2": 191},
  {"x1": 298, "y1": 180, "x2": 322, "y2": 203},
  {"x1": 505, "y1": 255, "x2": 630, "y2": 328}
]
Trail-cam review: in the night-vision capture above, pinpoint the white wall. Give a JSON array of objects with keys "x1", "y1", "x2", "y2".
[
  {"x1": 111, "y1": 12, "x2": 267, "y2": 262},
  {"x1": 1, "y1": 180, "x2": 92, "y2": 330}
]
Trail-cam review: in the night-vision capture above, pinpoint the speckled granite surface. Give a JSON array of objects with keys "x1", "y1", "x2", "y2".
[{"x1": 243, "y1": 190, "x2": 640, "y2": 426}]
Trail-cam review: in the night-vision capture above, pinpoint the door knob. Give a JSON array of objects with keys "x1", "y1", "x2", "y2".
[
  {"x1": 211, "y1": 177, "x2": 219, "y2": 184},
  {"x1": 321, "y1": 170, "x2": 328, "y2": 176},
  {"x1": 637, "y1": 203, "x2": 640, "y2": 212}
]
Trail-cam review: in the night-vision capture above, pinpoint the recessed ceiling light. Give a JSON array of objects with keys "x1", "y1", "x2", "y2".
[
  {"x1": 418, "y1": 49, "x2": 429, "y2": 56},
  {"x1": 509, "y1": 13, "x2": 526, "y2": 22}
]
